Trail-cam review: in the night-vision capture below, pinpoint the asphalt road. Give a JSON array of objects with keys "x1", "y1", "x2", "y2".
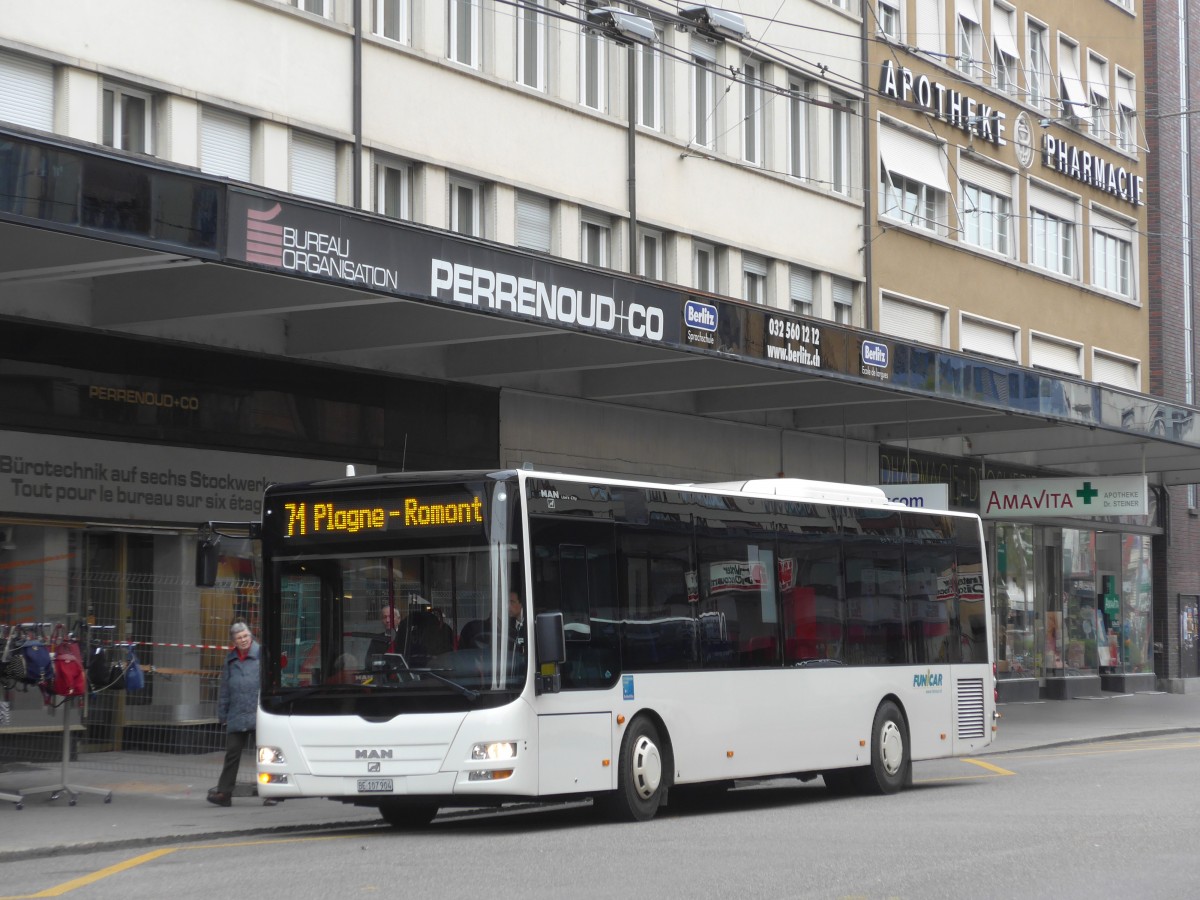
[{"x1": 2, "y1": 733, "x2": 1197, "y2": 900}]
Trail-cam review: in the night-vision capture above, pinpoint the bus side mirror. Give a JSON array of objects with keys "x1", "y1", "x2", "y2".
[
  {"x1": 534, "y1": 612, "x2": 566, "y2": 695},
  {"x1": 195, "y1": 536, "x2": 219, "y2": 587}
]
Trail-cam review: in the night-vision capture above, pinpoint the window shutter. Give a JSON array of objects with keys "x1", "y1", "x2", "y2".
[
  {"x1": 1093, "y1": 352, "x2": 1139, "y2": 389},
  {"x1": 290, "y1": 132, "x2": 337, "y2": 202},
  {"x1": 516, "y1": 192, "x2": 552, "y2": 252},
  {"x1": 789, "y1": 266, "x2": 813, "y2": 305},
  {"x1": 881, "y1": 296, "x2": 944, "y2": 346},
  {"x1": 0, "y1": 51, "x2": 54, "y2": 132},
  {"x1": 1029, "y1": 184, "x2": 1077, "y2": 221},
  {"x1": 957, "y1": 156, "x2": 1013, "y2": 196},
  {"x1": 200, "y1": 108, "x2": 252, "y2": 182},
  {"x1": 1030, "y1": 334, "x2": 1081, "y2": 375},
  {"x1": 743, "y1": 253, "x2": 768, "y2": 277},
  {"x1": 960, "y1": 316, "x2": 1018, "y2": 361},
  {"x1": 914, "y1": 0, "x2": 943, "y2": 55},
  {"x1": 831, "y1": 277, "x2": 853, "y2": 307}
]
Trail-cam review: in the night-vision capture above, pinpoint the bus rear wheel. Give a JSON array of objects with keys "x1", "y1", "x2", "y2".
[
  {"x1": 863, "y1": 700, "x2": 909, "y2": 794},
  {"x1": 598, "y1": 717, "x2": 665, "y2": 822},
  {"x1": 378, "y1": 800, "x2": 439, "y2": 829}
]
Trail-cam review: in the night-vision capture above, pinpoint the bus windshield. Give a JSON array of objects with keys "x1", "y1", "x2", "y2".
[{"x1": 263, "y1": 476, "x2": 526, "y2": 704}]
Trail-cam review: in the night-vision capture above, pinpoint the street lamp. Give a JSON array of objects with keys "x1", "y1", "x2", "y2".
[{"x1": 677, "y1": 5, "x2": 750, "y2": 41}]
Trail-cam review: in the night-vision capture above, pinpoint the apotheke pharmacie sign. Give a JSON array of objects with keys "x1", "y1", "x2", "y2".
[{"x1": 980, "y1": 475, "x2": 1148, "y2": 519}]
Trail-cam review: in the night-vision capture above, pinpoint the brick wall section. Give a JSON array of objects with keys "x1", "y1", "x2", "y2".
[{"x1": 1145, "y1": 0, "x2": 1200, "y2": 680}]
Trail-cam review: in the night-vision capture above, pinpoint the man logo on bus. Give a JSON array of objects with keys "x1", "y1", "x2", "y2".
[
  {"x1": 913, "y1": 671, "x2": 943, "y2": 688},
  {"x1": 355, "y1": 749, "x2": 394, "y2": 759}
]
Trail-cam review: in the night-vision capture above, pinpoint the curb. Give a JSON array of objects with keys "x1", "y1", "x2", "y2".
[{"x1": 976, "y1": 725, "x2": 1200, "y2": 757}]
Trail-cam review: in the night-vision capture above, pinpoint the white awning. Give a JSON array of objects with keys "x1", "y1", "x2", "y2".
[
  {"x1": 1058, "y1": 49, "x2": 1089, "y2": 117},
  {"x1": 955, "y1": 0, "x2": 980, "y2": 25},
  {"x1": 993, "y1": 13, "x2": 1019, "y2": 60},
  {"x1": 878, "y1": 124, "x2": 951, "y2": 193}
]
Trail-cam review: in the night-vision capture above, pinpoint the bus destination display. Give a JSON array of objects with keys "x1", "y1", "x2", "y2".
[{"x1": 266, "y1": 490, "x2": 485, "y2": 542}]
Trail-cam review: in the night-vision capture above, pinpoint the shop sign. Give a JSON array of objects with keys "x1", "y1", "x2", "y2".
[
  {"x1": 1042, "y1": 134, "x2": 1144, "y2": 207},
  {"x1": 878, "y1": 59, "x2": 1007, "y2": 145},
  {"x1": 0, "y1": 430, "x2": 371, "y2": 525},
  {"x1": 980, "y1": 474, "x2": 1148, "y2": 519},
  {"x1": 879, "y1": 483, "x2": 949, "y2": 509}
]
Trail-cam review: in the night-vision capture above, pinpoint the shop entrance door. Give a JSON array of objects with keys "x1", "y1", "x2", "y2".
[
  {"x1": 80, "y1": 532, "x2": 154, "y2": 753},
  {"x1": 1182, "y1": 596, "x2": 1199, "y2": 680}
]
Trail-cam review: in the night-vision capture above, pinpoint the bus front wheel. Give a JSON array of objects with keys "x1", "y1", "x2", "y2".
[
  {"x1": 378, "y1": 800, "x2": 439, "y2": 829},
  {"x1": 863, "y1": 700, "x2": 909, "y2": 794},
  {"x1": 598, "y1": 717, "x2": 665, "y2": 822}
]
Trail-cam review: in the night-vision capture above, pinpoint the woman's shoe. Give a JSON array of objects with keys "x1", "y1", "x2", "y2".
[{"x1": 206, "y1": 791, "x2": 232, "y2": 807}]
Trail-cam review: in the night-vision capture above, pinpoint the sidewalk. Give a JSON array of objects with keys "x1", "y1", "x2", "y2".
[{"x1": 2, "y1": 689, "x2": 1198, "y2": 861}]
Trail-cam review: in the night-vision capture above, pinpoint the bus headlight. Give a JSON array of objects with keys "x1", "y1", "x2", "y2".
[
  {"x1": 258, "y1": 746, "x2": 286, "y2": 765},
  {"x1": 471, "y1": 741, "x2": 517, "y2": 761}
]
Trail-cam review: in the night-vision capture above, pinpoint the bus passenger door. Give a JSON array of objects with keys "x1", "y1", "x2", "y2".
[{"x1": 538, "y1": 713, "x2": 614, "y2": 795}]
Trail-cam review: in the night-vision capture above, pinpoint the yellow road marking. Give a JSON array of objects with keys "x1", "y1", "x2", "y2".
[
  {"x1": 0, "y1": 834, "x2": 357, "y2": 899},
  {"x1": 0, "y1": 848, "x2": 178, "y2": 899},
  {"x1": 961, "y1": 758, "x2": 1016, "y2": 776}
]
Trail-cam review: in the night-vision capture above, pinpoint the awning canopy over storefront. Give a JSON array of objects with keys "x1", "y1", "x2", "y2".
[{"x1": 3, "y1": 127, "x2": 1200, "y2": 485}]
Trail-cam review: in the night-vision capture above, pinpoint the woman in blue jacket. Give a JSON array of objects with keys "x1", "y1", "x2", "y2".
[{"x1": 207, "y1": 621, "x2": 268, "y2": 807}]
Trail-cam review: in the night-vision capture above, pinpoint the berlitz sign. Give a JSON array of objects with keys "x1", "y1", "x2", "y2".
[{"x1": 980, "y1": 475, "x2": 1148, "y2": 519}]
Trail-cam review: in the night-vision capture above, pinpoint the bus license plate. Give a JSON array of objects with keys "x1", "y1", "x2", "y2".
[{"x1": 357, "y1": 778, "x2": 393, "y2": 793}]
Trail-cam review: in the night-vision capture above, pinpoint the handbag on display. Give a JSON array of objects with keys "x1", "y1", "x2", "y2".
[{"x1": 50, "y1": 625, "x2": 87, "y2": 698}]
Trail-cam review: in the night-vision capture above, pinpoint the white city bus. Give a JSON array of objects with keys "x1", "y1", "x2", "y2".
[{"x1": 228, "y1": 468, "x2": 995, "y2": 825}]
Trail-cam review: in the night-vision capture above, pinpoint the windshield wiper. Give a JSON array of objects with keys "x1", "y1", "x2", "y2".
[{"x1": 409, "y1": 668, "x2": 480, "y2": 700}]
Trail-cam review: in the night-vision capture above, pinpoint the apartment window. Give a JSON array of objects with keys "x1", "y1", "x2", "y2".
[
  {"x1": 881, "y1": 295, "x2": 945, "y2": 346},
  {"x1": 292, "y1": 0, "x2": 329, "y2": 15},
  {"x1": 1091, "y1": 211, "x2": 1134, "y2": 297},
  {"x1": 914, "y1": 0, "x2": 944, "y2": 57},
  {"x1": 743, "y1": 253, "x2": 767, "y2": 304},
  {"x1": 640, "y1": 229, "x2": 663, "y2": 279},
  {"x1": 200, "y1": 107, "x2": 252, "y2": 182},
  {"x1": 1026, "y1": 20, "x2": 1049, "y2": 109},
  {"x1": 103, "y1": 84, "x2": 153, "y2": 154},
  {"x1": 831, "y1": 277, "x2": 854, "y2": 325},
  {"x1": 517, "y1": 2, "x2": 546, "y2": 90},
  {"x1": 992, "y1": 3, "x2": 1019, "y2": 95},
  {"x1": 1092, "y1": 351, "x2": 1139, "y2": 390},
  {"x1": 376, "y1": 157, "x2": 412, "y2": 220},
  {"x1": 743, "y1": 57, "x2": 765, "y2": 166},
  {"x1": 375, "y1": 0, "x2": 408, "y2": 42},
  {"x1": 694, "y1": 241, "x2": 718, "y2": 292},
  {"x1": 789, "y1": 77, "x2": 812, "y2": 179},
  {"x1": 1029, "y1": 186, "x2": 1077, "y2": 277},
  {"x1": 581, "y1": 26, "x2": 607, "y2": 111},
  {"x1": 961, "y1": 315, "x2": 1019, "y2": 362},
  {"x1": 290, "y1": 131, "x2": 338, "y2": 202},
  {"x1": 449, "y1": 176, "x2": 482, "y2": 236},
  {"x1": 1030, "y1": 333, "x2": 1082, "y2": 376},
  {"x1": 0, "y1": 51, "x2": 54, "y2": 132},
  {"x1": 962, "y1": 184, "x2": 1011, "y2": 254},
  {"x1": 636, "y1": 32, "x2": 664, "y2": 130},
  {"x1": 955, "y1": 0, "x2": 982, "y2": 78},
  {"x1": 959, "y1": 157, "x2": 1013, "y2": 255},
  {"x1": 693, "y1": 39, "x2": 717, "y2": 150},
  {"x1": 1057, "y1": 37, "x2": 1088, "y2": 126},
  {"x1": 831, "y1": 96, "x2": 853, "y2": 196},
  {"x1": 449, "y1": 0, "x2": 481, "y2": 68},
  {"x1": 789, "y1": 266, "x2": 814, "y2": 317},
  {"x1": 877, "y1": 0, "x2": 901, "y2": 41},
  {"x1": 516, "y1": 191, "x2": 552, "y2": 252},
  {"x1": 879, "y1": 124, "x2": 949, "y2": 233},
  {"x1": 1116, "y1": 71, "x2": 1137, "y2": 154},
  {"x1": 1088, "y1": 54, "x2": 1110, "y2": 140},
  {"x1": 581, "y1": 213, "x2": 611, "y2": 267}
]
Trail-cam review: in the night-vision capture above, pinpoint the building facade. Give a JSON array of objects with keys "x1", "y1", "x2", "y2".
[{"x1": 0, "y1": 0, "x2": 1195, "y2": 761}]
